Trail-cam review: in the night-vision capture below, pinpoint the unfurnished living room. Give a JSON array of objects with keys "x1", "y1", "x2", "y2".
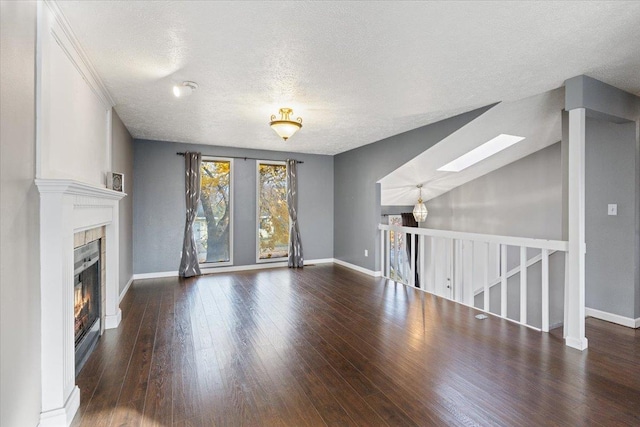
[{"x1": 2, "y1": 1, "x2": 640, "y2": 426}]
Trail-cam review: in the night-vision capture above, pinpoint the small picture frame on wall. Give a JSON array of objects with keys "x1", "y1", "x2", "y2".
[{"x1": 106, "y1": 172, "x2": 124, "y2": 192}]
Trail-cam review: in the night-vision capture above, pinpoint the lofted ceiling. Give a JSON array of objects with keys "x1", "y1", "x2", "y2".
[
  {"x1": 57, "y1": 1, "x2": 640, "y2": 155},
  {"x1": 379, "y1": 88, "x2": 565, "y2": 205}
]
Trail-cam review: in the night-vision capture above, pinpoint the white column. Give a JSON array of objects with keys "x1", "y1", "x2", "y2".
[
  {"x1": 565, "y1": 108, "x2": 588, "y2": 350},
  {"x1": 38, "y1": 192, "x2": 80, "y2": 426},
  {"x1": 104, "y1": 203, "x2": 121, "y2": 329}
]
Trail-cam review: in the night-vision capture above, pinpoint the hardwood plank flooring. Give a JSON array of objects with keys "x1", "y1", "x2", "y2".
[{"x1": 72, "y1": 264, "x2": 640, "y2": 426}]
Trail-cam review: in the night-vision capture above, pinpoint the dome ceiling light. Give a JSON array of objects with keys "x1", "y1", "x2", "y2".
[
  {"x1": 270, "y1": 108, "x2": 303, "y2": 141},
  {"x1": 173, "y1": 81, "x2": 198, "y2": 98}
]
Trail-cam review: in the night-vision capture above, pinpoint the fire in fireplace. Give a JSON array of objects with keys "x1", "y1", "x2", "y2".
[{"x1": 74, "y1": 239, "x2": 101, "y2": 375}]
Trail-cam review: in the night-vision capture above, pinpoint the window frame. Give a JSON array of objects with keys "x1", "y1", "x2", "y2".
[
  {"x1": 197, "y1": 156, "x2": 234, "y2": 268},
  {"x1": 255, "y1": 160, "x2": 290, "y2": 264}
]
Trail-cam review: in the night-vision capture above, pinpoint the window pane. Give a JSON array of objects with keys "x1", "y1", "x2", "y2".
[
  {"x1": 194, "y1": 160, "x2": 231, "y2": 264},
  {"x1": 258, "y1": 163, "x2": 289, "y2": 260}
]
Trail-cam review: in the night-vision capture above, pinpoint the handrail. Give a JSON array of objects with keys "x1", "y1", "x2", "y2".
[{"x1": 378, "y1": 224, "x2": 568, "y2": 252}]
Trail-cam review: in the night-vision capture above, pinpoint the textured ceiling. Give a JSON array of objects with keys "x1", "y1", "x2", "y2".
[
  {"x1": 379, "y1": 88, "x2": 564, "y2": 205},
  {"x1": 57, "y1": 1, "x2": 640, "y2": 155}
]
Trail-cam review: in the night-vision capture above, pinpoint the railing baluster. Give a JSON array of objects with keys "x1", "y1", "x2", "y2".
[
  {"x1": 464, "y1": 240, "x2": 474, "y2": 306},
  {"x1": 380, "y1": 229, "x2": 385, "y2": 278},
  {"x1": 430, "y1": 237, "x2": 436, "y2": 294},
  {"x1": 377, "y1": 224, "x2": 569, "y2": 341},
  {"x1": 393, "y1": 230, "x2": 398, "y2": 282},
  {"x1": 541, "y1": 248, "x2": 550, "y2": 332},
  {"x1": 419, "y1": 235, "x2": 425, "y2": 290},
  {"x1": 501, "y1": 244, "x2": 508, "y2": 318},
  {"x1": 520, "y1": 246, "x2": 527, "y2": 324},
  {"x1": 483, "y1": 242, "x2": 490, "y2": 312},
  {"x1": 410, "y1": 231, "x2": 416, "y2": 288},
  {"x1": 385, "y1": 229, "x2": 390, "y2": 279}
]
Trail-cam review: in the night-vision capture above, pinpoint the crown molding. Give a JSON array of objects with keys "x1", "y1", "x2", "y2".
[{"x1": 43, "y1": 0, "x2": 116, "y2": 108}]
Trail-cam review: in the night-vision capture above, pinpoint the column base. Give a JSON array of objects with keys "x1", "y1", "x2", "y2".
[
  {"x1": 565, "y1": 336, "x2": 589, "y2": 351},
  {"x1": 39, "y1": 385, "x2": 80, "y2": 426},
  {"x1": 104, "y1": 308, "x2": 122, "y2": 329}
]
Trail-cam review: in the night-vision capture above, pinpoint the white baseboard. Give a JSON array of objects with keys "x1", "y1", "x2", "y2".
[
  {"x1": 39, "y1": 385, "x2": 79, "y2": 427},
  {"x1": 305, "y1": 258, "x2": 334, "y2": 265},
  {"x1": 131, "y1": 259, "x2": 336, "y2": 280},
  {"x1": 333, "y1": 258, "x2": 381, "y2": 277},
  {"x1": 119, "y1": 276, "x2": 134, "y2": 302},
  {"x1": 586, "y1": 307, "x2": 640, "y2": 329},
  {"x1": 104, "y1": 309, "x2": 122, "y2": 329},
  {"x1": 132, "y1": 271, "x2": 179, "y2": 280}
]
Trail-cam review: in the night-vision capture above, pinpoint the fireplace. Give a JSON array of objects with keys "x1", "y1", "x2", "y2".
[
  {"x1": 36, "y1": 178, "x2": 125, "y2": 426},
  {"x1": 74, "y1": 240, "x2": 101, "y2": 375}
]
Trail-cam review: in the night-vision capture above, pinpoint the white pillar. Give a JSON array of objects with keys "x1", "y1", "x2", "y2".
[{"x1": 565, "y1": 108, "x2": 588, "y2": 350}]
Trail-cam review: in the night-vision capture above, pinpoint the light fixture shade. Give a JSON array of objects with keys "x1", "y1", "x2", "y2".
[
  {"x1": 270, "y1": 108, "x2": 302, "y2": 141},
  {"x1": 413, "y1": 200, "x2": 428, "y2": 223}
]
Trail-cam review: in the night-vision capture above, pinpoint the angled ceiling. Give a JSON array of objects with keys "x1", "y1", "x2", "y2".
[
  {"x1": 379, "y1": 88, "x2": 565, "y2": 205},
  {"x1": 57, "y1": 1, "x2": 640, "y2": 155}
]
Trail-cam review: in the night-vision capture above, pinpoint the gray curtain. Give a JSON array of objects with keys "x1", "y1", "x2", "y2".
[
  {"x1": 179, "y1": 152, "x2": 202, "y2": 278},
  {"x1": 286, "y1": 159, "x2": 304, "y2": 268}
]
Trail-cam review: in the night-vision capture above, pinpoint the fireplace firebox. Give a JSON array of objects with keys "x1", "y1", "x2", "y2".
[{"x1": 74, "y1": 239, "x2": 101, "y2": 375}]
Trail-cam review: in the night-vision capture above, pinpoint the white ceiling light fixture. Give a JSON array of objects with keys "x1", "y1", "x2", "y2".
[
  {"x1": 437, "y1": 134, "x2": 526, "y2": 172},
  {"x1": 270, "y1": 108, "x2": 303, "y2": 141},
  {"x1": 173, "y1": 81, "x2": 198, "y2": 98},
  {"x1": 413, "y1": 184, "x2": 428, "y2": 223}
]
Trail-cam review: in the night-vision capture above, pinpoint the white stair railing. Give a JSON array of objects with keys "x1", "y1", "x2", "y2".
[{"x1": 379, "y1": 224, "x2": 569, "y2": 332}]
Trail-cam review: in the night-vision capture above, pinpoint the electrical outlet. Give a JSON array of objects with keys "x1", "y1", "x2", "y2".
[
  {"x1": 364, "y1": 249, "x2": 368, "y2": 257},
  {"x1": 608, "y1": 204, "x2": 617, "y2": 216}
]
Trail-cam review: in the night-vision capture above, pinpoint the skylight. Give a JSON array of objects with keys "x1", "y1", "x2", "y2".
[{"x1": 437, "y1": 134, "x2": 526, "y2": 172}]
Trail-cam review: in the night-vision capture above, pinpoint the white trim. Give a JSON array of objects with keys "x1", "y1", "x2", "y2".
[
  {"x1": 35, "y1": 178, "x2": 126, "y2": 200},
  {"x1": 305, "y1": 258, "x2": 334, "y2": 265},
  {"x1": 38, "y1": 386, "x2": 80, "y2": 427},
  {"x1": 379, "y1": 224, "x2": 568, "y2": 252},
  {"x1": 104, "y1": 309, "x2": 122, "y2": 330},
  {"x1": 333, "y1": 259, "x2": 382, "y2": 277},
  {"x1": 131, "y1": 259, "x2": 335, "y2": 280},
  {"x1": 119, "y1": 276, "x2": 134, "y2": 303},
  {"x1": 43, "y1": 0, "x2": 115, "y2": 107},
  {"x1": 203, "y1": 262, "x2": 288, "y2": 274},
  {"x1": 132, "y1": 271, "x2": 179, "y2": 280},
  {"x1": 585, "y1": 307, "x2": 640, "y2": 329}
]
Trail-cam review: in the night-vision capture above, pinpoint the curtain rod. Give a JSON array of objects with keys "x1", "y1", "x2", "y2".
[{"x1": 176, "y1": 152, "x2": 303, "y2": 164}]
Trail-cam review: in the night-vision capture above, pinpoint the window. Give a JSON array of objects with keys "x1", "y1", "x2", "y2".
[
  {"x1": 194, "y1": 158, "x2": 233, "y2": 265},
  {"x1": 257, "y1": 162, "x2": 289, "y2": 261}
]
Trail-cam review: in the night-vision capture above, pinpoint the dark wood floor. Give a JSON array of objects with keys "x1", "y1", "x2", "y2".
[{"x1": 72, "y1": 264, "x2": 640, "y2": 426}]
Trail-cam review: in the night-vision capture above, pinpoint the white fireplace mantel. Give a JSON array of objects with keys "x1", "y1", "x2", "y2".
[{"x1": 36, "y1": 179, "x2": 125, "y2": 426}]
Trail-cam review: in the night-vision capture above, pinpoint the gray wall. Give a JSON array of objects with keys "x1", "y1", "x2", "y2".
[
  {"x1": 112, "y1": 110, "x2": 134, "y2": 294},
  {"x1": 585, "y1": 117, "x2": 638, "y2": 318},
  {"x1": 425, "y1": 142, "x2": 563, "y2": 240},
  {"x1": 0, "y1": 2, "x2": 42, "y2": 426},
  {"x1": 333, "y1": 107, "x2": 492, "y2": 271},
  {"x1": 423, "y1": 143, "x2": 565, "y2": 327},
  {"x1": 133, "y1": 139, "x2": 333, "y2": 274}
]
